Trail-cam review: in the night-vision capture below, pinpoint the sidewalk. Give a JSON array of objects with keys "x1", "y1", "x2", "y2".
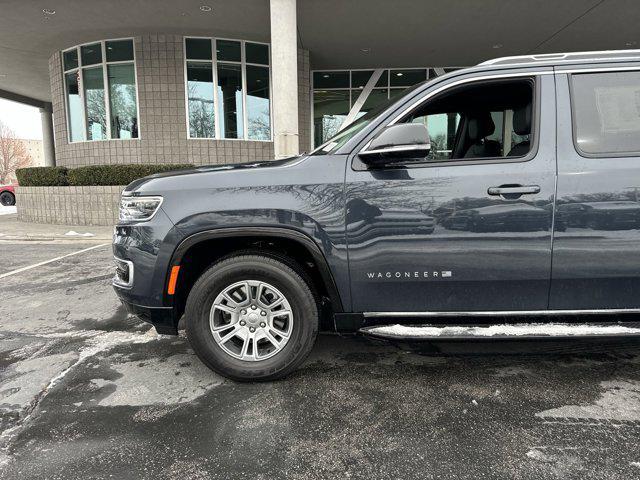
[{"x1": 0, "y1": 213, "x2": 112, "y2": 242}]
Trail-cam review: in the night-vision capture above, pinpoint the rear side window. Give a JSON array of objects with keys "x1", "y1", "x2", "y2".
[{"x1": 571, "y1": 71, "x2": 640, "y2": 156}]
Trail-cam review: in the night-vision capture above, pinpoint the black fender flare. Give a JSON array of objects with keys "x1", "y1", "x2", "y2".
[{"x1": 168, "y1": 226, "x2": 344, "y2": 313}]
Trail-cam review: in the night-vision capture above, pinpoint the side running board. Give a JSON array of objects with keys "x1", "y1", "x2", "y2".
[{"x1": 360, "y1": 322, "x2": 640, "y2": 341}]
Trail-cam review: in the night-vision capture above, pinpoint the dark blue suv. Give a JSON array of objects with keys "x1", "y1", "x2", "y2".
[{"x1": 114, "y1": 50, "x2": 640, "y2": 380}]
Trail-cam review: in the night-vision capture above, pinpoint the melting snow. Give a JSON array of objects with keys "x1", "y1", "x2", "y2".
[
  {"x1": 0, "y1": 205, "x2": 16, "y2": 215},
  {"x1": 64, "y1": 230, "x2": 95, "y2": 237},
  {"x1": 367, "y1": 323, "x2": 640, "y2": 337}
]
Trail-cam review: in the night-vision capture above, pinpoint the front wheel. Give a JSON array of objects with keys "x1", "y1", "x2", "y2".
[
  {"x1": 0, "y1": 191, "x2": 15, "y2": 206},
  {"x1": 185, "y1": 254, "x2": 319, "y2": 381}
]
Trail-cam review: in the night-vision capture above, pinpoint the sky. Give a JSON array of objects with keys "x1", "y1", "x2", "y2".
[{"x1": 0, "y1": 98, "x2": 43, "y2": 139}]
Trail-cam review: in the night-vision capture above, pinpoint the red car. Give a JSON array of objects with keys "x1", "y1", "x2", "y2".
[{"x1": 0, "y1": 185, "x2": 16, "y2": 206}]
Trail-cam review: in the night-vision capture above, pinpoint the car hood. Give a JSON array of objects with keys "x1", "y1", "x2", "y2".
[{"x1": 124, "y1": 155, "x2": 305, "y2": 193}]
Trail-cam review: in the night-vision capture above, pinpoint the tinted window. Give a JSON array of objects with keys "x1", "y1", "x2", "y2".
[
  {"x1": 63, "y1": 49, "x2": 78, "y2": 71},
  {"x1": 245, "y1": 42, "x2": 268, "y2": 65},
  {"x1": 186, "y1": 62, "x2": 215, "y2": 138},
  {"x1": 572, "y1": 71, "x2": 640, "y2": 155},
  {"x1": 217, "y1": 63, "x2": 244, "y2": 138},
  {"x1": 216, "y1": 40, "x2": 241, "y2": 62},
  {"x1": 246, "y1": 65, "x2": 270, "y2": 140},
  {"x1": 80, "y1": 43, "x2": 102, "y2": 66},
  {"x1": 108, "y1": 64, "x2": 138, "y2": 139},
  {"x1": 185, "y1": 38, "x2": 212, "y2": 60},
  {"x1": 106, "y1": 40, "x2": 134, "y2": 62},
  {"x1": 83, "y1": 67, "x2": 106, "y2": 140}
]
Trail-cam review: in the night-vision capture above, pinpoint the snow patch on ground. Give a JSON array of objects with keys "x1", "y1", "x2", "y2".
[
  {"x1": 367, "y1": 323, "x2": 640, "y2": 337},
  {"x1": 64, "y1": 230, "x2": 95, "y2": 237},
  {"x1": 87, "y1": 353, "x2": 223, "y2": 406},
  {"x1": 536, "y1": 380, "x2": 640, "y2": 421},
  {"x1": 0, "y1": 205, "x2": 16, "y2": 216}
]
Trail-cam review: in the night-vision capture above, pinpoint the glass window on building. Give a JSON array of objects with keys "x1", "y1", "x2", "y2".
[
  {"x1": 246, "y1": 65, "x2": 270, "y2": 140},
  {"x1": 62, "y1": 38, "x2": 138, "y2": 142},
  {"x1": 184, "y1": 37, "x2": 272, "y2": 141},
  {"x1": 187, "y1": 62, "x2": 215, "y2": 138},
  {"x1": 217, "y1": 63, "x2": 244, "y2": 139},
  {"x1": 313, "y1": 90, "x2": 350, "y2": 146},
  {"x1": 65, "y1": 72, "x2": 83, "y2": 142},
  {"x1": 108, "y1": 64, "x2": 138, "y2": 139},
  {"x1": 83, "y1": 67, "x2": 106, "y2": 140},
  {"x1": 312, "y1": 67, "x2": 461, "y2": 147}
]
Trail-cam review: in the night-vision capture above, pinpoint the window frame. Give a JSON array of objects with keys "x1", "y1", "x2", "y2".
[
  {"x1": 351, "y1": 73, "x2": 543, "y2": 171},
  {"x1": 568, "y1": 69, "x2": 640, "y2": 159},
  {"x1": 61, "y1": 38, "x2": 140, "y2": 143},
  {"x1": 183, "y1": 36, "x2": 272, "y2": 142}
]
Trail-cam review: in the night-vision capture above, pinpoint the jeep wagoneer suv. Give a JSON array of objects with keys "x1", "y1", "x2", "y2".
[{"x1": 114, "y1": 51, "x2": 640, "y2": 380}]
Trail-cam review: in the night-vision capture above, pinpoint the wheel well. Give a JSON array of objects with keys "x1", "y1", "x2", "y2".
[{"x1": 172, "y1": 235, "x2": 338, "y2": 330}]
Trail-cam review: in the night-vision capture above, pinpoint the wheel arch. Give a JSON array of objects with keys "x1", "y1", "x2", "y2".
[{"x1": 167, "y1": 226, "x2": 344, "y2": 328}]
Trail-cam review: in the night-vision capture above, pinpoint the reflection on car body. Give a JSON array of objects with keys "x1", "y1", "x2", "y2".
[
  {"x1": 556, "y1": 201, "x2": 640, "y2": 230},
  {"x1": 441, "y1": 203, "x2": 550, "y2": 232}
]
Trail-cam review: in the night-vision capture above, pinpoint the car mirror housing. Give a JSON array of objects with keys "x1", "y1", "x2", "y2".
[{"x1": 358, "y1": 123, "x2": 431, "y2": 168}]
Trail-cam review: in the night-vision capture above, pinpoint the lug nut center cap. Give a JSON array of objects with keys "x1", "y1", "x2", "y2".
[{"x1": 244, "y1": 312, "x2": 261, "y2": 325}]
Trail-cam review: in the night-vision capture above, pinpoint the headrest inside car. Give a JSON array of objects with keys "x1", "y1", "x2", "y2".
[
  {"x1": 468, "y1": 113, "x2": 495, "y2": 141},
  {"x1": 513, "y1": 103, "x2": 532, "y2": 136}
]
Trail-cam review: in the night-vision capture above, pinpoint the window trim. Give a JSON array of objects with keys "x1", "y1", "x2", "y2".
[
  {"x1": 183, "y1": 36, "x2": 273, "y2": 142},
  {"x1": 350, "y1": 74, "x2": 543, "y2": 171},
  {"x1": 61, "y1": 37, "x2": 140, "y2": 143},
  {"x1": 568, "y1": 69, "x2": 640, "y2": 159}
]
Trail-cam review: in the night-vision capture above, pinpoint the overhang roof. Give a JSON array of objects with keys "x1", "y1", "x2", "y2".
[{"x1": 1, "y1": 0, "x2": 639, "y2": 104}]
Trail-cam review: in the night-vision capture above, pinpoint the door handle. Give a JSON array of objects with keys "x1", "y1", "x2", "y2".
[{"x1": 487, "y1": 185, "x2": 541, "y2": 196}]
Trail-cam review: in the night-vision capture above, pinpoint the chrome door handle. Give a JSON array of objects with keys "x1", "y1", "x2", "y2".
[{"x1": 487, "y1": 185, "x2": 541, "y2": 196}]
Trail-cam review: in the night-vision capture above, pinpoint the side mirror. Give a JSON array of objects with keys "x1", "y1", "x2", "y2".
[{"x1": 359, "y1": 123, "x2": 431, "y2": 167}]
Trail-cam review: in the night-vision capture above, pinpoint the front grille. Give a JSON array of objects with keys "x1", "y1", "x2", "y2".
[{"x1": 113, "y1": 257, "x2": 134, "y2": 288}]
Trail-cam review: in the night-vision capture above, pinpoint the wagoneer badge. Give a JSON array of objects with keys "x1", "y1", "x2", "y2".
[{"x1": 367, "y1": 271, "x2": 453, "y2": 279}]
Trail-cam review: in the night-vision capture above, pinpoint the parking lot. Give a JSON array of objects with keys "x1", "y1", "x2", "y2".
[{"x1": 1, "y1": 233, "x2": 640, "y2": 479}]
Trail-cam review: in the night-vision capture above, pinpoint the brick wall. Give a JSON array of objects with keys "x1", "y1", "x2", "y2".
[
  {"x1": 16, "y1": 186, "x2": 124, "y2": 226},
  {"x1": 50, "y1": 35, "x2": 311, "y2": 167}
]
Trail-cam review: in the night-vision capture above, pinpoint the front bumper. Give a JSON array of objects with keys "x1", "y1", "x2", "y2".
[
  {"x1": 112, "y1": 206, "x2": 184, "y2": 334},
  {"x1": 116, "y1": 293, "x2": 178, "y2": 335}
]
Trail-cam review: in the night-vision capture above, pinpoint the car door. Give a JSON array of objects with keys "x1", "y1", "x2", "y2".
[
  {"x1": 550, "y1": 66, "x2": 640, "y2": 309},
  {"x1": 345, "y1": 71, "x2": 557, "y2": 313}
]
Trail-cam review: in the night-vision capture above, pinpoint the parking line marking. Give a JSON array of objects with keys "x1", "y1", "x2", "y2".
[{"x1": 0, "y1": 243, "x2": 110, "y2": 279}]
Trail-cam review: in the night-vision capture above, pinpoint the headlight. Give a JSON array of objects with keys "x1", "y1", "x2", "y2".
[{"x1": 119, "y1": 195, "x2": 163, "y2": 222}]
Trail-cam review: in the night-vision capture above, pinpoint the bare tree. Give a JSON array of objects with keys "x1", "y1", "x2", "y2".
[{"x1": 0, "y1": 120, "x2": 33, "y2": 184}]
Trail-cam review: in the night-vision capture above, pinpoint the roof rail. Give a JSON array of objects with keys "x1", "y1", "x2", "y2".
[{"x1": 479, "y1": 49, "x2": 640, "y2": 67}]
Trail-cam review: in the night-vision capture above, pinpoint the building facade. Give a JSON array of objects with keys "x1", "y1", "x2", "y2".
[
  {"x1": 50, "y1": 34, "x2": 313, "y2": 167},
  {"x1": 49, "y1": 33, "x2": 456, "y2": 168}
]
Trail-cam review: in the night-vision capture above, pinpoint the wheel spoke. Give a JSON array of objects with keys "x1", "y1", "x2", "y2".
[
  {"x1": 214, "y1": 303, "x2": 236, "y2": 315},
  {"x1": 222, "y1": 292, "x2": 240, "y2": 307},
  {"x1": 211, "y1": 319, "x2": 238, "y2": 332},
  {"x1": 239, "y1": 330, "x2": 251, "y2": 359},
  {"x1": 264, "y1": 329, "x2": 282, "y2": 348},
  {"x1": 219, "y1": 324, "x2": 242, "y2": 344},
  {"x1": 270, "y1": 310, "x2": 292, "y2": 322},
  {"x1": 266, "y1": 296, "x2": 284, "y2": 310}
]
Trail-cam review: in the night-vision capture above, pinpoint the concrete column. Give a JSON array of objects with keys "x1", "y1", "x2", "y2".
[
  {"x1": 39, "y1": 105, "x2": 55, "y2": 166},
  {"x1": 270, "y1": 0, "x2": 299, "y2": 158}
]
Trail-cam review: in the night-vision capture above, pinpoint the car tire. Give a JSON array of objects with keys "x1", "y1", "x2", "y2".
[
  {"x1": 0, "y1": 191, "x2": 15, "y2": 206},
  {"x1": 185, "y1": 254, "x2": 319, "y2": 382}
]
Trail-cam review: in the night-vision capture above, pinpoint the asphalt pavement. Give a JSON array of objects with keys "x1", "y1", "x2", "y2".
[{"x1": 1, "y1": 217, "x2": 640, "y2": 479}]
